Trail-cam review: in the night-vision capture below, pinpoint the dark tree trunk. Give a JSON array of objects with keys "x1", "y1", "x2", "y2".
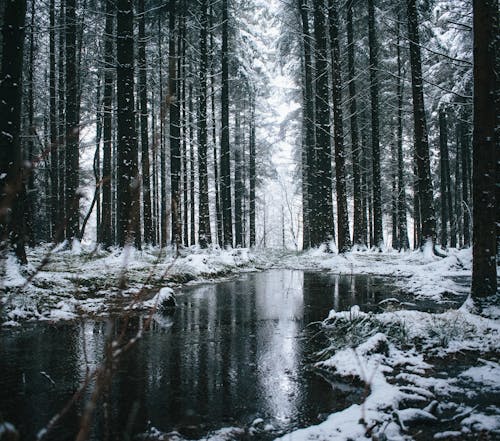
[
  {"x1": 64, "y1": 0, "x2": 80, "y2": 242},
  {"x1": 368, "y1": 0, "x2": 383, "y2": 248},
  {"x1": 189, "y1": 83, "x2": 196, "y2": 246},
  {"x1": 158, "y1": 16, "x2": 168, "y2": 247},
  {"x1": 234, "y1": 110, "x2": 244, "y2": 247},
  {"x1": 101, "y1": 0, "x2": 113, "y2": 248},
  {"x1": 57, "y1": 0, "x2": 65, "y2": 238},
  {"x1": 396, "y1": 20, "x2": 409, "y2": 250},
  {"x1": 169, "y1": 0, "x2": 181, "y2": 247},
  {"x1": 298, "y1": 0, "x2": 315, "y2": 250},
  {"x1": 25, "y1": 0, "x2": 35, "y2": 245},
  {"x1": 179, "y1": 5, "x2": 188, "y2": 248},
  {"x1": 138, "y1": 0, "x2": 152, "y2": 245},
  {"x1": 454, "y1": 125, "x2": 463, "y2": 247},
  {"x1": 49, "y1": 0, "x2": 58, "y2": 240},
  {"x1": 347, "y1": 0, "x2": 363, "y2": 247},
  {"x1": 439, "y1": 108, "x2": 450, "y2": 247},
  {"x1": 471, "y1": 0, "x2": 497, "y2": 299},
  {"x1": 391, "y1": 140, "x2": 398, "y2": 249},
  {"x1": 220, "y1": 0, "x2": 233, "y2": 247},
  {"x1": 249, "y1": 99, "x2": 256, "y2": 247},
  {"x1": 460, "y1": 114, "x2": 470, "y2": 247},
  {"x1": 116, "y1": 0, "x2": 140, "y2": 248},
  {"x1": 0, "y1": 0, "x2": 28, "y2": 263},
  {"x1": 198, "y1": 0, "x2": 211, "y2": 248},
  {"x1": 312, "y1": 0, "x2": 334, "y2": 248},
  {"x1": 407, "y1": 0, "x2": 436, "y2": 248},
  {"x1": 328, "y1": 0, "x2": 350, "y2": 252}
]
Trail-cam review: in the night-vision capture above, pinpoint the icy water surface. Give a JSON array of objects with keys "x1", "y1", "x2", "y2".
[{"x1": 0, "y1": 270, "x2": 453, "y2": 440}]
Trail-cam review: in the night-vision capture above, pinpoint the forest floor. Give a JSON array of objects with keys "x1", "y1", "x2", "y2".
[{"x1": 1, "y1": 243, "x2": 499, "y2": 440}]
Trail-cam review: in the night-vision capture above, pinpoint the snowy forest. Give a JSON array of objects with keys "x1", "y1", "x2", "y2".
[{"x1": 0, "y1": 0, "x2": 498, "y2": 440}]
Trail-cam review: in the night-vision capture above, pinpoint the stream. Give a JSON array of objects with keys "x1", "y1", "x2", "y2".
[{"x1": 0, "y1": 270, "x2": 464, "y2": 440}]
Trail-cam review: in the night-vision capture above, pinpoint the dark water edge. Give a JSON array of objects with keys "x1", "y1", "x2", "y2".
[{"x1": 0, "y1": 270, "x2": 466, "y2": 441}]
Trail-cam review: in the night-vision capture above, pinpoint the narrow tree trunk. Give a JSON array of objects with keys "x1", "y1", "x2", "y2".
[
  {"x1": 158, "y1": 16, "x2": 168, "y2": 247},
  {"x1": 220, "y1": 0, "x2": 233, "y2": 247},
  {"x1": 249, "y1": 99, "x2": 256, "y2": 247},
  {"x1": 454, "y1": 125, "x2": 463, "y2": 247},
  {"x1": 471, "y1": 0, "x2": 497, "y2": 299},
  {"x1": 49, "y1": 0, "x2": 58, "y2": 240},
  {"x1": 368, "y1": 0, "x2": 383, "y2": 248},
  {"x1": 407, "y1": 0, "x2": 436, "y2": 248},
  {"x1": 0, "y1": 0, "x2": 28, "y2": 263},
  {"x1": 189, "y1": 83, "x2": 196, "y2": 246},
  {"x1": 116, "y1": 0, "x2": 140, "y2": 248},
  {"x1": 298, "y1": 0, "x2": 315, "y2": 249},
  {"x1": 198, "y1": 0, "x2": 211, "y2": 248},
  {"x1": 396, "y1": 20, "x2": 409, "y2": 250},
  {"x1": 101, "y1": 0, "x2": 113, "y2": 248},
  {"x1": 347, "y1": 0, "x2": 363, "y2": 247},
  {"x1": 138, "y1": 0, "x2": 152, "y2": 245},
  {"x1": 312, "y1": 0, "x2": 334, "y2": 248},
  {"x1": 57, "y1": 0, "x2": 65, "y2": 239},
  {"x1": 25, "y1": 0, "x2": 36, "y2": 245},
  {"x1": 460, "y1": 114, "x2": 470, "y2": 247},
  {"x1": 234, "y1": 110, "x2": 243, "y2": 247},
  {"x1": 439, "y1": 108, "x2": 449, "y2": 247},
  {"x1": 328, "y1": 0, "x2": 350, "y2": 252},
  {"x1": 169, "y1": 0, "x2": 181, "y2": 247},
  {"x1": 64, "y1": 0, "x2": 80, "y2": 242}
]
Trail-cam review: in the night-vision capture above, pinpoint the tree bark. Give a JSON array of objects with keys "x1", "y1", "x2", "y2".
[
  {"x1": 368, "y1": 0, "x2": 383, "y2": 248},
  {"x1": 328, "y1": 0, "x2": 350, "y2": 252},
  {"x1": 312, "y1": 0, "x2": 334, "y2": 248},
  {"x1": 138, "y1": 0, "x2": 153, "y2": 245},
  {"x1": 49, "y1": 0, "x2": 58, "y2": 241},
  {"x1": 220, "y1": 0, "x2": 233, "y2": 247},
  {"x1": 407, "y1": 0, "x2": 436, "y2": 248},
  {"x1": 471, "y1": 0, "x2": 497, "y2": 299},
  {"x1": 198, "y1": 0, "x2": 211, "y2": 248},
  {"x1": 169, "y1": 0, "x2": 181, "y2": 247},
  {"x1": 0, "y1": 0, "x2": 28, "y2": 263},
  {"x1": 116, "y1": 0, "x2": 140, "y2": 248}
]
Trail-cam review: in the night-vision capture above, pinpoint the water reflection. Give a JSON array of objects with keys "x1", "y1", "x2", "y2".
[{"x1": 0, "y1": 270, "x2": 396, "y2": 440}]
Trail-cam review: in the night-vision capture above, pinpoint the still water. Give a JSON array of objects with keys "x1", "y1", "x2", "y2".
[{"x1": 0, "y1": 270, "x2": 396, "y2": 440}]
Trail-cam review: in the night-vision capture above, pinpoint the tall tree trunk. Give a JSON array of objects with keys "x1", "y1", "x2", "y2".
[
  {"x1": 64, "y1": 0, "x2": 80, "y2": 242},
  {"x1": 25, "y1": 0, "x2": 35, "y2": 245},
  {"x1": 189, "y1": 83, "x2": 196, "y2": 246},
  {"x1": 406, "y1": 0, "x2": 436, "y2": 248},
  {"x1": 158, "y1": 16, "x2": 168, "y2": 247},
  {"x1": 101, "y1": 0, "x2": 113, "y2": 247},
  {"x1": 57, "y1": 0, "x2": 65, "y2": 239},
  {"x1": 368, "y1": 0, "x2": 383, "y2": 248},
  {"x1": 298, "y1": 0, "x2": 315, "y2": 250},
  {"x1": 249, "y1": 98, "x2": 256, "y2": 247},
  {"x1": 0, "y1": 0, "x2": 28, "y2": 263},
  {"x1": 471, "y1": 0, "x2": 497, "y2": 299},
  {"x1": 347, "y1": 0, "x2": 363, "y2": 247},
  {"x1": 138, "y1": 0, "x2": 152, "y2": 245},
  {"x1": 49, "y1": 0, "x2": 58, "y2": 241},
  {"x1": 328, "y1": 0, "x2": 350, "y2": 253},
  {"x1": 439, "y1": 108, "x2": 450, "y2": 247},
  {"x1": 312, "y1": 0, "x2": 334, "y2": 248},
  {"x1": 396, "y1": 20, "x2": 409, "y2": 250},
  {"x1": 454, "y1": 125, "x2": 463, "y2": 247},
  {"x1": 179, "y1": 5, "x2": 188, "y2": 248},
  {"x1": 116, "y1": 0, "x2": 140, "y2": 248},
  {"x1": 460, "y1": 113, "x2": 470, "y2": 247},
  {"x1": 220, "y1": 0, "x2": 233, "y2": 247},
  {"x1": 234, "y1": 110, "x2": 243, "y2": 247},
  {"x1": 169, "y1": 0, "x2": 181, "y2": 247},
  {"x1": 198, "y1": 0, "x2": 211, "y2": 248}
]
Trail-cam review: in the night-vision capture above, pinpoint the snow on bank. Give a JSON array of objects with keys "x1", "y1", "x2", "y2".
[
  {"x1": 1, "y1": 245, "x2": 265, "y2": 325},
  {"x1": 279, "y1": 305, "x2": 500, "y2": 441},
  {"x1": 1, "y1": 245, "x2": 472, "y2": 326}
]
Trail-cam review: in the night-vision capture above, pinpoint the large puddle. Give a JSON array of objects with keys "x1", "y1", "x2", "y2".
[{"x1": 0, "y1": 270, "x2": 459, "y2": 440}]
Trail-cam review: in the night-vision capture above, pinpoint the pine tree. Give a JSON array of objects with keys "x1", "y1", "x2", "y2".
[
  {"x1": 471, "y1": 0, "x2": 497, "y2": 299},
  {"x1": 0, "y1": 0, "x2": 28, "y2": 263}
]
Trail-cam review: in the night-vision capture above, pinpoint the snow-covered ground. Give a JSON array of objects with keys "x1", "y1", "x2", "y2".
[{"x1": 1, "y1": 244, "x2": 498, "y2": 440}]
